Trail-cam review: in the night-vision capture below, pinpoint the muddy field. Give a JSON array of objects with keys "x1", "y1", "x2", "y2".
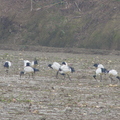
[{"x1": 0, "y1": 49, "x2": 120, "y2": 120}]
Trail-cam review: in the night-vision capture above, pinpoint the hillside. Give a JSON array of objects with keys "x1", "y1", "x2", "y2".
[{"x1": 0, "y1": 0, "x2": 120, "y2": 50}]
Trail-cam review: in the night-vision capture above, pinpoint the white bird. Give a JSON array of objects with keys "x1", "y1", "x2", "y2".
[
  {"x1": 3, "y1": 61, "x2": 12, "y2": 73},
  {"x1": 48, "y1": 62, "x2": 61, "y2": 70},
  {"x1": 31, "y1": 58, "x2": 38, "y2": 68},
  {"x1": 58, "y1": 62, "x2": 75, "y2": 80},
  {"x1": 48, "y1": 62, "x2": 61, "y2": 78},
  {"x1": 107, "y1": 69, "x2": 120, "y2": 83},
  {"x1": 93, "y1": 67, "x2": 108, "y2": 82},
  {"x1": 24, "y1": 59, "x2": 38, "y2": 68},
  {"x1": 20, "y1": 66, "x2": 39, "y2": 79},
  {"x1": 24, "y1": 60, "x2": 31, "y2": 67}
]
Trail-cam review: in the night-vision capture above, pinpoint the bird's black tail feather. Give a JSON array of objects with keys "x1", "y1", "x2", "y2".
[{"x1": 70, "y1": 67, "x2": 75, "y2": 73}]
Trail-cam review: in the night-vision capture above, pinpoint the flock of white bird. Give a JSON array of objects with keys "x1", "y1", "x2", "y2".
[
  {"x1": 3, "y1": 59, "x2": 75, "y2": 80},
  {"x1": 93, "y1": 63, "x2": 120, "y2": 83},
  {"x1": 48, "y1": 61, "x2": 75, "y2": 80},
  {"x1": 3, "y1": 59, "x2": 39, "y2": 79},
  {"x1": 19, "y1": 59, "x2": 39, "y2": 79},
  {"x1": 3, "y1": 60, "x2": 120, "y2": 83}
]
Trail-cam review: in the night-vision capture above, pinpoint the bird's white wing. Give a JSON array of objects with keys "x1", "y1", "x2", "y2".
[
  {"x1": 24, "y1": 66, "x2": 34, "y2": 73},
  {"x1": 96, "y1": 68, "x2": 102, "y2": 75},
  {"x1": 109, "y1": 69, "x2": 118, "y2": 76},
  {"x1": 98, "y1": 64, "x2": 104, "y2": 68},
  {"x1": 8, "y1": 61, "x2": 12, "y2": 67},
  {"x1": 52, "y1": 62, "x2": 61, "y2": 70},
  {"x1": 60, "y1": 65, "x2": 71, "y2": 73}
]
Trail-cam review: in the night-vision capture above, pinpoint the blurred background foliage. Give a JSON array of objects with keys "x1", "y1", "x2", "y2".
[{"x1": 0, "y1": 0, "x2": 120, "y2": 50}]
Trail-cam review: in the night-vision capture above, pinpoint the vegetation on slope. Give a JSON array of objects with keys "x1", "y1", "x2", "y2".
[{"x1": 0, "y1": 0, "x2": 120, "y2": 50}]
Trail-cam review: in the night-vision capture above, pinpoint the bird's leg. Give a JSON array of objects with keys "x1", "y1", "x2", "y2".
[
  {"x1": 104, "y1": 73, "x2": 107, "y2": 80},
  {"x1": 63, "y1": 74, "x2": 66, "y2": 80},
  {"x1": 27, "y1": 73, "x2": 30, "y2": 79},
  {"x1": 32, "y1": 73, "x2": 34, "y2": 79},
  {"x1": 109, "y1": 76, "x2": 114, "y2": 84},
  {"x1": 118, "y1": 78, "x2": 120, "y2": 84},
  {"x1": 60, "y1": 74, "x2": 65, "y2": 80},
  {"x1": 56, "y1": 71, "x2": 59, "y2": 79},
  {"x1": 100, "y1": 74, "x2": 102, "y2": 82},
  {"x1": 19, "y1": 74, "x2": 22, "y2": 79},
  {"x1": 116, "y1": 76, "x2": 120, "y2": 84},
  {"x1": 19, "y1": 71, "x2": 24, "y2": 79},
  {"x1": 67, "y1": 74, "x2": 71, "y2": 80},
  {"x1": 25, "y1": 73, "x2": 29, "y2": 79},
  {"x1": 5, "y1": 69, "x2": 9, "y2": 75}
]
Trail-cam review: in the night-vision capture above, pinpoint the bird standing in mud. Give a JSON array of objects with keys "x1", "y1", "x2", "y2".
[
  {"x1": 31, "y1": 58, "x2": 38, "y2": 68},
  {"x1": 57, "y1": 62, "x2": 75, "y2": 80},
  {"x1": 93, "y1": 63, "x2": 108, "y2": 82},
  {"x1": 3, "y1": 61, "x2": 12, "y2": 74},
  {"x1": 48, "y1": 62, "x2": 61, "y2": 78},
  {"x1": 93, "y1": 67, "x2": 108, "y2": 82},
  {"x1": 20, "y1": 59, "x2": 39, "y2": 79},
  {"x1": 107, "y1": 69, "x2": 120, "y2": 84},
  {"x1": 20, "y1": 66, "x2": 39, "y2": 79}
]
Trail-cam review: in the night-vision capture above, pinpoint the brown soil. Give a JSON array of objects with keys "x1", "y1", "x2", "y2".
[{"x1": 0, "y1": 49, "x2": 120, "y2": 120}]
